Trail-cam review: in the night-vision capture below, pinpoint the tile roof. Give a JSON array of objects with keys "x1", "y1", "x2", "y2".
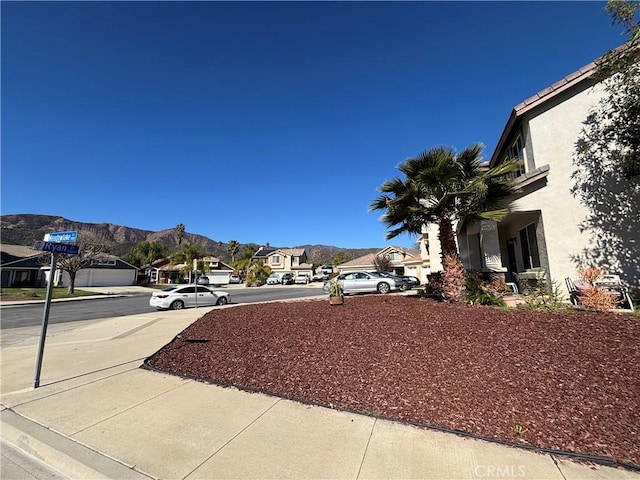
[
  {"x1": 279, "y1": 248, "x2": 305, "y2": 256},
  {"x1": 338, "y1": 253, "x2": 378, "y2": 268},
  {"x1": 489, "y1": 56, "x2": 601, "y2": 166},
  {"x1": 513, "y1": 62, "x2": 597, "y2": 115}
]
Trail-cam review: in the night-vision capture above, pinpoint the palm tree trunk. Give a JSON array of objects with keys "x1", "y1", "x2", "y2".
[{"x1": 438, "y1": 217, "x2": 466, "y2": 302}]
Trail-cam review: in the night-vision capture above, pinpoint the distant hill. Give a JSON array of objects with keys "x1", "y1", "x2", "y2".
[{"x1": 0, "y1": 214, "x2": 379, "y2": 263}]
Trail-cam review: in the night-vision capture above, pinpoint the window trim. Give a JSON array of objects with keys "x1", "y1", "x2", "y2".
[{"x1": 519, "y1": 223, "x2": 540, "y2": 269}]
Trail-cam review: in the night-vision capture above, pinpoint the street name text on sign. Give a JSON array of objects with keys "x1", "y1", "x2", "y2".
[
  {"x1": 31, "y1": 240, "x2": 80, "y2": 256},
  {"x1": 44, "y1": 231, "x2": 78, "y2": 243}
]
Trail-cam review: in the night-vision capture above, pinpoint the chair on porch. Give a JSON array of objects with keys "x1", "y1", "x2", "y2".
[
  {"x1": 565, "y1": 277, "x2": 580, "y2": 305},
  {"x1": 594, "y1": 275, "x2": 635, "y2": 312},
  {"x1": 565, "y1": 275, "x2": 635, "y2": 311}
]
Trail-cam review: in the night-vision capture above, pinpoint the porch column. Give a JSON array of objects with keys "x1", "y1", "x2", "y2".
[
  {"x1": 480, "y1": 220, "x2": 507, "y2": 273},
  {"x1": 426, "y1": 223, "x2": 442, "y2": 273}
]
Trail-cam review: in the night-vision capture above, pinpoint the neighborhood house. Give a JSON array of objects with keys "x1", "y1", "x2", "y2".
[{"x1": 422, "y1": 54, "x2": 638, "y2": 294}]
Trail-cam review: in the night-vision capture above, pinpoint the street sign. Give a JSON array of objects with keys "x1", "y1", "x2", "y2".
[
  {"x1": 31, "y1": 240, "x2": 80, "y2": 256},
  {"x1": 44, "y1": 231, "x2": 77, "y2": 243}
]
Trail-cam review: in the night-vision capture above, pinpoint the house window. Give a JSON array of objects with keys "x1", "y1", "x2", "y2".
[
  {"x1": 519, "y1": 223, "x2": 540, "y2": 269},
  {"x1": 389, "y1": 252, "x2": 400, "y2": 261},
  {"x1": 503, "y1": 135, "x2": 526, "y2": 179},
  {"x1": 271, "y1": 255, "x2": 281, "y2": 265}
]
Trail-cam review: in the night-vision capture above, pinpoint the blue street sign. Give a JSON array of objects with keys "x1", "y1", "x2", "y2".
[
  {"x1": 44, "y1": 231, "x2": 78, "y2": 243},
  {"x1": 31, "y1": 240, "x2": 80, "y2": 255}
]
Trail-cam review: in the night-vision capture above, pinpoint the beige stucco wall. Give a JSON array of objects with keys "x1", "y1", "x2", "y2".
[{"x1": 511, "y1": 82, "x2": 607, "y2": 285}]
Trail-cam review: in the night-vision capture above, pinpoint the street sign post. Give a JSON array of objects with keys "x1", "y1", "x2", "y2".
[
  {"x1": 33, "y1": 252, "x2": 57, "y2": 388},
  {"x1": 31, "y1": 232, "x2": 79, "y2": 388}
]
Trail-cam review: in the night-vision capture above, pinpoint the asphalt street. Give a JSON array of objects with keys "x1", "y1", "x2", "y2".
[{"x1": 0, "y1": 287, "x2": 324, "y2": 330}]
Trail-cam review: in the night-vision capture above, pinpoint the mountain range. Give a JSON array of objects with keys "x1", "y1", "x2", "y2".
[{"x1": 0, "y1": 214, "x2": 378, "y2": 263}]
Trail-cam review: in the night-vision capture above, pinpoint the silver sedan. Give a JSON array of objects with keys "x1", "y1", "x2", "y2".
[{"x1": 334, "y1": 271, "x2": 399, "y2": 295}]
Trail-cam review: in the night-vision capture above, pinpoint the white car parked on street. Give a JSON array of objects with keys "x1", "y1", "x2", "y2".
[
  {"x1": 149, "y1": 285, "x2": 230, "y2": 310},
  {"x1": 295, "y1": 273, "x2": 310, "y2": 284}
]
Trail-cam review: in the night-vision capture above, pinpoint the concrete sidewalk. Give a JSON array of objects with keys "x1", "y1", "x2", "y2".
[{"x1": 1, "y1": 307, "x2": 638, "y2": 479}]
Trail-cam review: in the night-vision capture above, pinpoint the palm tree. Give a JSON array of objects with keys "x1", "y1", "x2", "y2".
[
  {"x1": 230, "y1": 247, "x2": 262, "y2": 283},
  {"x1": 174, "y1": 243, "x2": 205, "y2": 282},
  {"x1": 129, "y1": 241, "x2": 167, "y2": 268},
  {"x1": 227, "y1": 240, "x2": 240, "y2": 262},
  {"x1": 370, "y1": 144, "x2": 519, "y2": 302},
  {"x1": 245, "y1": 259, "x2": 271, "y2": 285},
  {"x1": 174, "y1": 223, "x2": 185, "y2": 246}
]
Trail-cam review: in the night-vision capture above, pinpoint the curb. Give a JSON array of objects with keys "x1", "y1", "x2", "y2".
[
  {"x1": 1, "y1": 409, "x2": 154, "y2": 480},
  {"x1": 0, "y1": 294, "x2": 128, "y2": 307}
]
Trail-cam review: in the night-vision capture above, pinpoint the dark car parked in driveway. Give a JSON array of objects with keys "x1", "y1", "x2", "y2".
[
  {"x1": 281, "y1": 273, "x2": 295, "y2": 285},
  {"x1": 371, "y1": 271, "x2": 420, "y2": 291}
]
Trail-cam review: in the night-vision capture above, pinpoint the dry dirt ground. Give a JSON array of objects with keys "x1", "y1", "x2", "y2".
[{"x1": 146, "y1": 295, "x2": 639, "y2": 470}]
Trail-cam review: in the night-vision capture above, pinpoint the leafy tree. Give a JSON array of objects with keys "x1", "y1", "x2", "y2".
[
  {"x1": 370, "y1": 144, "x2": 518, "y2": 302},
  {"x1": 44, "y1": 242, "x2": 110, "y2": 294},
  {"x1": 125, "y1": 241, "x2": 168, "y2": 268},
  {"x1": 230, "y1": 246, "x2": 259, "y2": 280},
  {"x1": 171, "y1": 243, "x2": 206, "y2": 282},
  {"x1": 311, "y1": 247, "x2": 338, "y2": 268},
  {"x1": 174, "y1": 223, "x2": 186, "y2": 246},
  {"x1": 227, "y1": 240, "x2": 241, "y2": 262},
  {"x1": 174, "y1": 243, "x2": 205, "y2": 267},
  {"x1": 569, "y1": 1, "x2": 640, "y2": 285},
  {"x1": 332, "y1": 251, "x2": 351, "y2": 266},
  {"x1": 590, "y1": 0, "x2": 640, "y2": 180},
  {"x1": 245, "y1": 259, "x2": 271, "y2": 285},
  {"x1": 597, "y1": 1, "x2": 640, "y2": 80}
]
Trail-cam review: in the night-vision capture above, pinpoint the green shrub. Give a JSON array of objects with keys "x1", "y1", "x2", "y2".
[
  {"x1": 515, "y1": 274, "x2": 568, "y2": 312},
  {"x1": 465, "y1": 271, "x2": 505, "y2": 306}
]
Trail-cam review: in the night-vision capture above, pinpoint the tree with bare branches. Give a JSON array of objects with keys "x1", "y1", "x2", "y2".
[
  {"x1": 41, "y1": 242, "x2": 110, "y2": 294},
  {"x1": 373, "y1": 253, "x2": 393, "y2": 272}
]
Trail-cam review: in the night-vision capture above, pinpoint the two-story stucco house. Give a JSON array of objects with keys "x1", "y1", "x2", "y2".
[
  {"x1": 424, "y1": 55, "x2": 639, "y2": 293},
  {"x1": 253, "y1": 247, "x2": 314, "y2": 277}
]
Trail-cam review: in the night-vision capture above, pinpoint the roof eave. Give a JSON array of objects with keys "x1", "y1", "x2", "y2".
[{"x1": 489, "y1": 61, "x2": 598, "y2": 166}]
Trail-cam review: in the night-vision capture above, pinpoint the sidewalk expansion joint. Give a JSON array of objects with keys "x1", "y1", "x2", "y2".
[
  {"x1": 70, "y1": 377, "x2": 191, "y2": 436},
  {"x1": 183, "y1": 397, "x2": 282, "y2": 479},
  {"x1": 356, "y1": 417, "x2": 377, "y2": 480}
]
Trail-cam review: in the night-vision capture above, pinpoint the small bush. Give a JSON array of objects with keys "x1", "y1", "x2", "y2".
[
  {"x1": 578, "y1": 285, "x2": 617, "y2": 312},
  {"x1": 515, "y1": 274, "x2": 568, "y2": 312},
  {"x1": 426, "y1": 273, "x2": 444, "y2": 298},
  {"x1": 575, "y1": 267, "x2": 617, "y2": 312},
  {"x1": 465, "y1": 271, "x2": 505, "y2": 306}
]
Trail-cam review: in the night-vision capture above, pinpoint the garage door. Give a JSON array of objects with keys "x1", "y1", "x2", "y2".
[
  {"x1": 205, "y1": 272, "x2": 230, "y2": 285},
  {"x1": 73, "y1": 269, "x2": 136, "y2": 287}
]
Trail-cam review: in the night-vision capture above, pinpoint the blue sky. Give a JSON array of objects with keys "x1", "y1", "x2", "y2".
[{"x1": 1, "y1": 1, "x2": 626, "y2": 249}]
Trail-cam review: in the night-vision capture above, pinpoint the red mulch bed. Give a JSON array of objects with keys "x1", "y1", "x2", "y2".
[{"x1": 146, "y1": 295, "x2": 640, "y2": 468}]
